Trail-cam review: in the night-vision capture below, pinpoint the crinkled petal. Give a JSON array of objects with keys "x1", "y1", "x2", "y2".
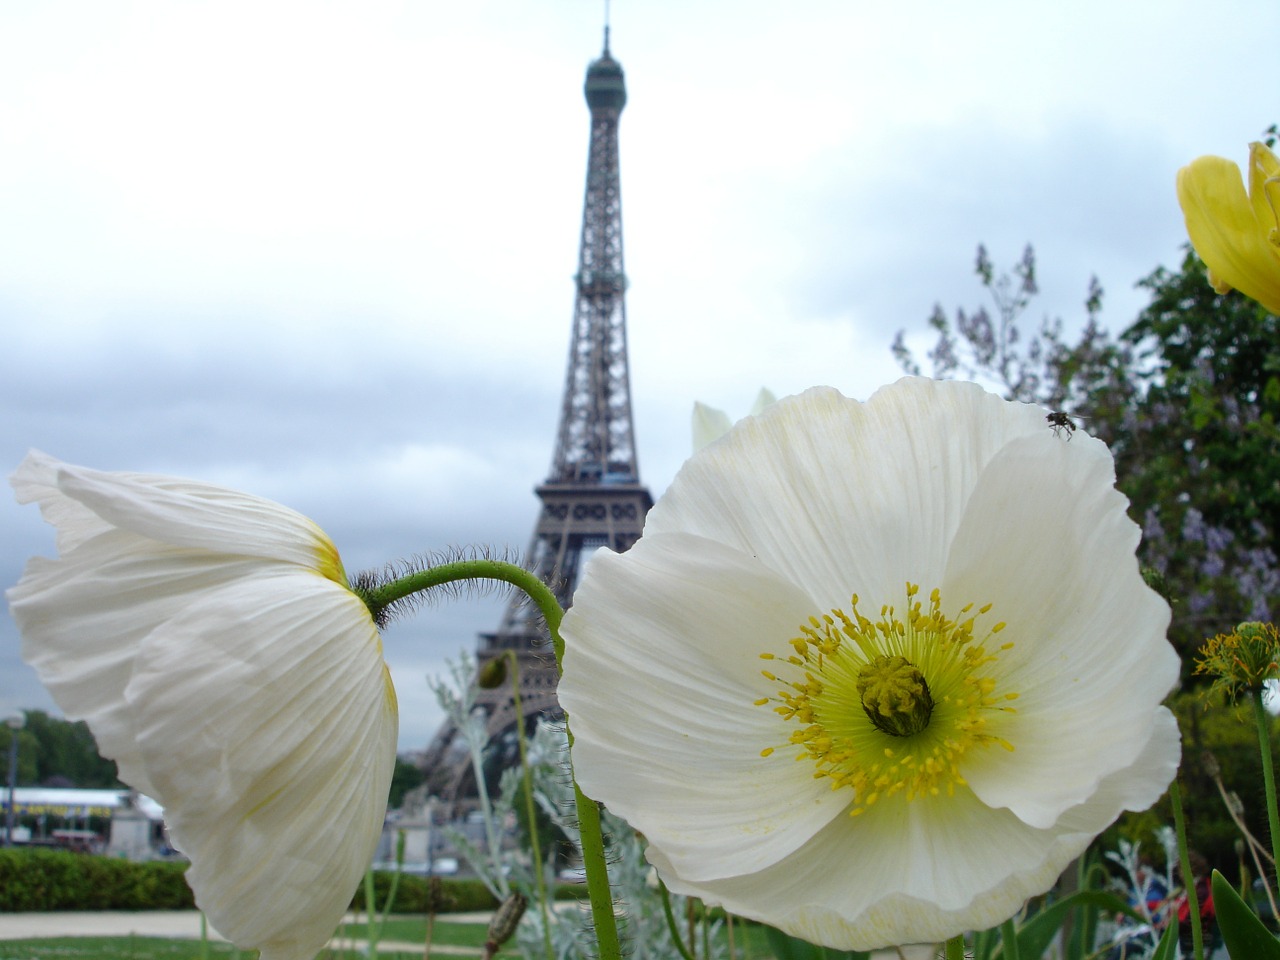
[
  {"x1": 1177, "y1": 153, "x2": 1280, "y2": 315},
  {"x1": 11, "y1": 450, "x2": 117, "y2": 553},
  {"x1": 14, "y1": 451, "x2": 343, "y2": 579},
  {"x1": 941, "y1": 429, "x2": 1177, "y2": 826},
  {"x1": 561, "y1": 533, "x2": 849, "y2": 880},
  {"x1": 127, "y1": 571, "x2": 397, "y2": 960},
  {"x1": 9, "y1": 529, "x2": 269, "y2": 798},
  {"x1": 8, "y1": 451, "x2": 395, "y2": 960},
  {"x1": 649, "y1": 380, "x2": 1046, "y2": 611}
]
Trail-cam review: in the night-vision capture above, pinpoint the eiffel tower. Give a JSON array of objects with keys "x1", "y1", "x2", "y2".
[{"x1": 423, "y1": 28, "x2": 652, "y2": 811}]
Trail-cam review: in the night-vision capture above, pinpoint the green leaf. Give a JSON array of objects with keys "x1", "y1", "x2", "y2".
[
  {"x1": 761, "y1": 925, "x2": 870, "y2": 960},
  {"x1": 1213, "y1": 869, "x2": 1280, "y2": 959},
  {"x1": 1150, "y1": 920, "x2": 1179, "y2": 960}
]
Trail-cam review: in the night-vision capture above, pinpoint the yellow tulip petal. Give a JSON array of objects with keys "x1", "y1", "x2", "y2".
[
  {"x1": 1177, "y1": 153, "x2": 1280, "y2": 315},
  {"x1": 1249, "y1": 141, "x2": 1280, "y2": 252}
]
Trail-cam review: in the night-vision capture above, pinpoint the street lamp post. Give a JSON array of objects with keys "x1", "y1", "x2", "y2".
[{"x1": 5, "y1": 712, "x2": 23, "y2": 847}]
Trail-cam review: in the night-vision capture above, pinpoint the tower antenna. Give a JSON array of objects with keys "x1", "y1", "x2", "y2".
[{"x1": 603, "y1": 0, "x2": 611, "y2": 54}]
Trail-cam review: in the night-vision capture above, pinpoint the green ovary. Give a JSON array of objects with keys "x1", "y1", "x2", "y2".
[{"x1": 856, "y1": 655, "x2": 934, "y2": 737}]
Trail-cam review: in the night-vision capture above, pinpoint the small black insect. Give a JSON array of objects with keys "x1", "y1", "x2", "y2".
[{"x1": 1046, "y1": 411, "x2": 1077, "y2": 439}]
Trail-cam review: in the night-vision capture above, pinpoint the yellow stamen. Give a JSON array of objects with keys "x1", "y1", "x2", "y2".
[{"x1": 757, "y1": 583, "x2": 1017, "y2": 816}]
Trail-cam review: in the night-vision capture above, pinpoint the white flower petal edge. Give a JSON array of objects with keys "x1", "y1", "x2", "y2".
[
  {"x1": 559, "y1": 378, "x2": 1178, "y2": 949},
  {"x1": 7, "y1": 452, "x2": 397, "y2": 960},
  {"x1": 653, "y1": 380, "x2": 1047, "y2": 612},
  {"x1": 941, "y1": 428, "x2": 1177, "y2": 826},
  {"x1": 561, "y1": 532, "x2": 851, "y2": 878},
  {"x1": 649, "y1": 715, "x2": 1179, "y2": 950}
]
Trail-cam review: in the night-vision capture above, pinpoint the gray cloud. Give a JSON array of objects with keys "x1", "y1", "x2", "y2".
[{"x1": 2, "y1": 1, "x2": 1276, "y2": 750}]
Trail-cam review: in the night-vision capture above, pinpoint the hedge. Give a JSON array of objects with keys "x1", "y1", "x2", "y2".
[
  {"x1": 349, "y1": 872, "x2": 498, "y2": 914},
  {"x1": 0, "y1": 848, "x2": 194, "y2": 911},
  {"x1": 0, "y1": 848, "x2": 551, "y2": 914}
]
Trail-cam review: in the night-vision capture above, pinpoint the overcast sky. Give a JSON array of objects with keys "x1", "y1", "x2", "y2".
[{"x1": 2, "y1": 1, "x2": 1276, "y2": 755}]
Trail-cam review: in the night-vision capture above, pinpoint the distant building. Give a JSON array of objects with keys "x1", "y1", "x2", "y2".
[{"x1": 6, "y1": 787, "x2": 170, "y2": 859}]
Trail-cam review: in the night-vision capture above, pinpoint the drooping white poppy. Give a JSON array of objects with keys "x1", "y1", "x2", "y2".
[
  {"x1": 559, "y1": 378, "x2": 1180, "y2": 950},
  {"x1": 8, "y1": 451, "x2": 397, "y2": 960}
]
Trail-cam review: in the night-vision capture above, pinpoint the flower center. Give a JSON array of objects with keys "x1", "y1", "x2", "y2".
[
  {"x1": 757, "y1": 583, "x2": 1018, "y2": 816},
  {"x1": 856, "y1": 655, "x2": 933, "y2": 737}
]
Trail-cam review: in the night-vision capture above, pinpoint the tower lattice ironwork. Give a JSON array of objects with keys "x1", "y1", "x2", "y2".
[{"x1": 423, "y1": 31, "x2": 652, "y2": 810}]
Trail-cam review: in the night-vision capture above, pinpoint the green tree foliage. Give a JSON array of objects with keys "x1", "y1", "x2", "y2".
[
  {"x1": 389, "y1": 756, "x2": 426, "y2": 810},
  {"x1": 1121, "y1": 251, "x2": 1280, "y2": 650},
  {"x1": 1, "y1": 710, "x2": 120, "y2": 788},
  {"x1": 0, "y1": 725, "x2": 40, "y2": 785}
]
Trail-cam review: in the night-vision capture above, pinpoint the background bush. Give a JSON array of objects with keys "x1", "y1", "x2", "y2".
[
  {"x1": 0, "y1": 848, "x2": 194, "y2": 911},
  {"x1": 348, "y1": 872, "x2": 498, "y2": 913},
  {"x1": 0, "y1": 849, "x2": 544, "y2": 914}
]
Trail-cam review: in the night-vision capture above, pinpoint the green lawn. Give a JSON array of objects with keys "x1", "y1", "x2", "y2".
[
  {"x1": 0, "y1": 935, "x2": 248, "y2": 960},
  {"x1": 0, "y1": 914, "x2": 774, "y2": 960},
  {"x1": 338, "y1": 916, "x2": 487, "y2": 944}
]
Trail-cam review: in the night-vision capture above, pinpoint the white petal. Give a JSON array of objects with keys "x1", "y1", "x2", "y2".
[
  {"x1": 648, "y1": 380, "x2": 1046, "y2": 612},
  {"x1": 749, "y1": 387, "x2": 778, "y2": 416},
  {"x1": 11, "y1": 450, "x2": 116, "y2": 553},
  {"x1": 1054, "y1": 706, "x2": 1181, "y2": 835},
  {"x1": 942, "y1": 430, "x2": 1177, "y2": 826},
  {"x1": 557, "y1": 377, "x2": 1178, "y2": 949},
  {"x1": 126, "y1": 571, "x2": 397, "y2": 960},
  {"x1": 651, "y1": 727, "x2": 1182, "y2": 958},
  {"x1": 649, "y1": 786, "x2": 1091, "y2": 950},
  {"x1": 561, "y1": 533, "x2": 850, "y2": 880},
  {"x1": 19, "y1": 452, "x2": 341, "y2": 576},
  {"x1": 9, "y1": 529, "x2": 270, "y2": 797},
  {"x1": 691, "y1": 402, "x2": 733, "y2": 452}
]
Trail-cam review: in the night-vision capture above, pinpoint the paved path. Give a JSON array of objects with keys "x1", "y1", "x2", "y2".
[
  {"x1": 0, "y1": 911, "x2": 503, "y2": 952},
  {"x1": 0, "y1": 910, "x2": 226, "y2": 941}
]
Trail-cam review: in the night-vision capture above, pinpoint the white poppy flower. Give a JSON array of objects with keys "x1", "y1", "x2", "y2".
[
  {"x1": 8, "y1": 451, "x2": 397, "y2": 960},
  {"x1": 559, "y1": 378, "x2": 1180, "y2": 950}
]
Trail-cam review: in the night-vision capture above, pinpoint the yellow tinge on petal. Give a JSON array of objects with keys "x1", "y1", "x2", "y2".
[
  {"x1": 311, "y1": 524, "x2": 350, "y2": 587},
  {"x1": 1177, "y1": 142, "x2": 1280, "y2": 315}
]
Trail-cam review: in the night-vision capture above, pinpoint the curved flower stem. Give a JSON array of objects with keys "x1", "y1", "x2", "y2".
[
  {"x1": 507, "y1": 653, "x2": 555, "y2": 960},
  {"x1": 943, "y1": 934, "x2": 966, "y2": 960},
  {"x1": 1251, "y1": 690, "x2": 1280, "y2": 889},
  {"x1": 360, "y1": 560, "x2": 567, "y2": 664},
  {"x1": 659, "y1": 880, "x2": 698, "y2": 960},
  {"x1": 361, "y1": 559, "x2": 621, "y2": 960},
  {"x1": 1170, "y1": 777, "x2": 1204, "y2": 960}
]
